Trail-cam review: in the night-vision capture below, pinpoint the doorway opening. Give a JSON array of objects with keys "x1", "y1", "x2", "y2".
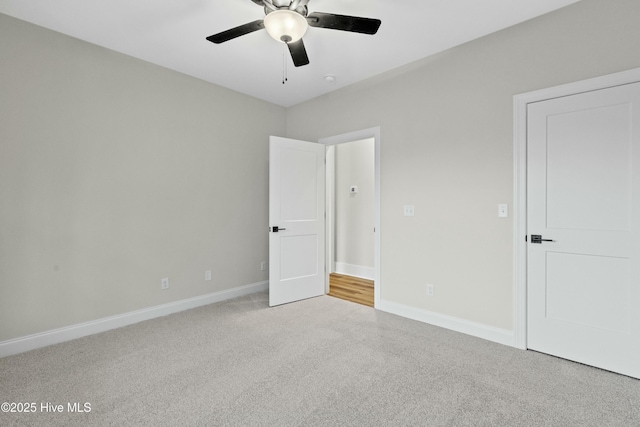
[{"x1": 320, "y1": 127, "x2": 381, "y2": 308}]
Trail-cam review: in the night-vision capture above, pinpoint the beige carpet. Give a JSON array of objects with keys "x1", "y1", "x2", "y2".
[{"x1": 1, "y1": 291, "x2": 639, "y2": 426}]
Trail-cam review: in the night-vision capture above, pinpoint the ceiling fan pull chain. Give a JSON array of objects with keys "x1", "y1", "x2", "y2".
[{"x1": 282, "y1": 43, "x2": 288, "y2": 84}]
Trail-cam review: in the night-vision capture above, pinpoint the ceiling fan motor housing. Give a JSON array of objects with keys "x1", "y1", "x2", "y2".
[
  {"x1": 272, "y1": 0, "x2": 293, "y2": 7},
  {"x1": 260, "y1": 0, "x2": 309, "y2": 16}
]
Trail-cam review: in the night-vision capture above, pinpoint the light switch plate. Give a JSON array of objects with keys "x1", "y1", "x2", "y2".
[{"x1": 498, "y1": 204, "x2": 508, "y2": 218}]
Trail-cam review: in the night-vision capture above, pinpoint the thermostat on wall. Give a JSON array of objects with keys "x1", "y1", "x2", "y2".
[{"x1": 350, "y1": 186, "x2": 358, "y2": 194}]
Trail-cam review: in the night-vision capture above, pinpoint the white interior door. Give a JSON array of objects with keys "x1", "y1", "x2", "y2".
[
  {"x1": 269, "y1": 136, "x2": 325, "y2": 306},
  {"x1": 527, "y1": 82, "x2": 640, "y2": 378}
]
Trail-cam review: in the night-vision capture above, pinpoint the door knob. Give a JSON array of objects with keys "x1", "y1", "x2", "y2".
[
  {"x1": 531, "y1": 234, "x2": 554, "y2": 244},
  {"x1": 271, "y1": 226, "x2": 286, "y2": 232}
]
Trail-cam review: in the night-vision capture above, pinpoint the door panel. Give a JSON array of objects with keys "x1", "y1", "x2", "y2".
[
  {"x1": 545, "y1": 103, "x2": 631, "y2": 231},
  {"x1": 280, "y1": 234, "x2": 319, "y2": 280},
  {"x1": 527, "y1": 82, "x2": 640, "y2": 379},
  {"x1": 279, "y1": 147, "x2": 319, "y2": 221},
  {"x1": 269, "y1": 136, "x2": 325, "y2": 307},
  {"x1": 545, "y1": 252, "x2": 630, "y2": 333}
]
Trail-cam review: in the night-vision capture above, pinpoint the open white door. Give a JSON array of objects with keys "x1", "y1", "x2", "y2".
[
  {"x1": 527, "y1": 82, "x2": 640, "y2": 378},
  {"x1": 269, "y1": 136, "x2": 325, "y2": 306}
]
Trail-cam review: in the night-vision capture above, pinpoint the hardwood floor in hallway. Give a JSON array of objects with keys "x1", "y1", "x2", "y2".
[{"x1": 328, "y1": 273, "x2": 374, "y2": 307}]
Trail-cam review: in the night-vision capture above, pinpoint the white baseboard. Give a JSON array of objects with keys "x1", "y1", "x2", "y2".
[
  {"x1": 0, "y1": 281, "x2": 268, "y2": 358},
  {"x1": 377, "y1": 298, "x2": 515, "y2": 347},
  {"x1": 334, "y1": 262, "x2": 375, "y2": 280}
]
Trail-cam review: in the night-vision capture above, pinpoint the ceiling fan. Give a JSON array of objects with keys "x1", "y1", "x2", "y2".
[{"x1": 206, "y1": 0, "x2": 381, "y2": 67}]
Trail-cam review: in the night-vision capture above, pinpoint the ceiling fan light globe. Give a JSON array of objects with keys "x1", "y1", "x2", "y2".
[{"x1": 264, "y1": 10, "x2": 308, "y2": 44}]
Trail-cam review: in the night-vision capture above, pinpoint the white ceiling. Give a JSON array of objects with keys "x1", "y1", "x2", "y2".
[{"x1": 0, "y1": 0, "x2": 581, "y2": 107}]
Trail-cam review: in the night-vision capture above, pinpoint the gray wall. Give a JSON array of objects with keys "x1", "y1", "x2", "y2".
[
  {"x1": 335, "y1": 139, "x2": 375, "y2": 274},
  {"x1": 2, "y1": 0, "x2": 640, "y2": 344},
  {"x1": 286, "y1": 0, "x2": 640, "y2": 330},
  {"x1": 0, "y1": 14, "x2": 286, "y2": 341}
]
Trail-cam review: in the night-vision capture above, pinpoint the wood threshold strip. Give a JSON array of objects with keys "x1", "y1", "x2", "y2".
[{"x1": 328, "y1": 273, "x2": 374, "y2": 307}]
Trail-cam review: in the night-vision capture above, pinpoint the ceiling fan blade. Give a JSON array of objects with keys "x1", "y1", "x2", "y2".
[
  {"x1": 206, "y1": 20, "x2": 265, "y2": 44},
  {"x1": 307, "y1": 12, "x2": 381, "y2": 35},
  {"x1": 287, "y1": 39, "x2": 310, "y2": 67}
]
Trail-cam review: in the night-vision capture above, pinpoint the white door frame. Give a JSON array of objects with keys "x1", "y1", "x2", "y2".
[
  {"x1": 319, "y1": 127, "x2": 381, "y2": 308},
  {"x1": 513, "y1": 67, "x2": 640, "y2": 349}
]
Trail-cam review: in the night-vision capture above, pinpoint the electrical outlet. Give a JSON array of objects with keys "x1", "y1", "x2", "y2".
[
  {"x1": 404, "y1": 205, "x2": 415, "y2": 216},
  {"x1": 205, "y1": 270, "x2": 212, "y2": 281},
  {"x1": 260, "y1": 261, "x2": 267, "y2": 271},
  {"x1": 161, "y1": 278, "x2": 169, "y2": 290},
  {"x1": 426, "y1": 284, "x2": 434, "y2": 297}
]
